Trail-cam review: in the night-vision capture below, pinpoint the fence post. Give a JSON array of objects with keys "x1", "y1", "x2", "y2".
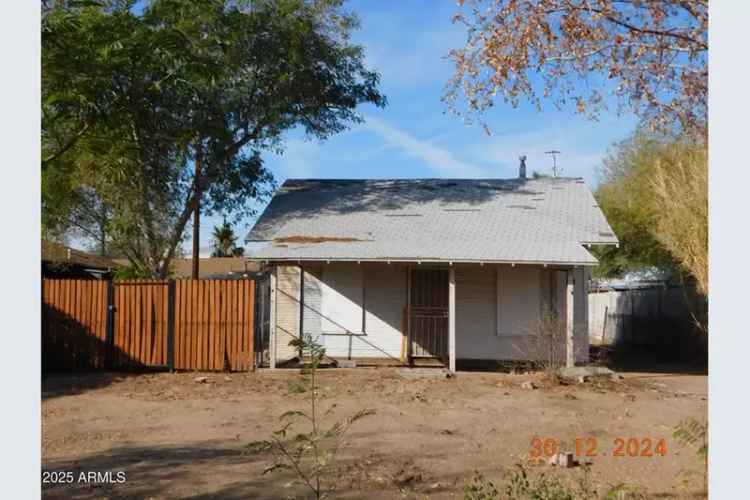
[
  {"x1": 105, "y1": 280, "x2": 115, "y2": 369},
  {"x1": 167, "y1": 280, "x2": 176, "y2": 372}
]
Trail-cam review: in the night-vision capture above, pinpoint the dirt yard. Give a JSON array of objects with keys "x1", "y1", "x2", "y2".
[{"x1": 42, "y1": 366, "x2": 707, "y2": 499}]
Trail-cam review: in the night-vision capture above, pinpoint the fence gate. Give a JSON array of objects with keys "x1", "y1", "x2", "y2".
[
  {"x1": 112, "y1": 281, "x2": 170, "y2": 369},
  {"x1": 42, "y1": 278, "x2": 256, "y2": 372}
]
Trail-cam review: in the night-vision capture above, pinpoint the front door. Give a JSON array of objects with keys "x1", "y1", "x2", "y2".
[{"x1": 408, "y1": 268, "x2": 449, "y2": 362}]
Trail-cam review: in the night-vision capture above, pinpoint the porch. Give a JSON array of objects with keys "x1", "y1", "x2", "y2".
[{"x1": 262, "y1": 261, "x2": 590, "y2": 371}]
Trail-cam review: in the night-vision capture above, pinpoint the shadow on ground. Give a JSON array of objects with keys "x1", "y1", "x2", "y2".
[
  {"x1": 590, "y1": 345, "x2": 708, "y2": 376},
  {"x1": 42, "y1": 441, "x2": 293, "y2": 499}
]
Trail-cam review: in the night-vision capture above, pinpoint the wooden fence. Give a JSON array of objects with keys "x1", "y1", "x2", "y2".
[{"x1": 42, "y1": 279, "x2": 255, "y2": 372}]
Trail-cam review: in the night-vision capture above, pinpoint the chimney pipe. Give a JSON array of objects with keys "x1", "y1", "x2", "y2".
[{"x1": 519, "y1": 155, "x2": 527, "y2": 179}]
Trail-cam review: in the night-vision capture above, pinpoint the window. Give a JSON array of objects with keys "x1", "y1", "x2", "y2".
[
  {"x1": 320, "y1": 264, "x2": 365, "y2": 334},
  {"x1": 496, "y1": 266, "x2": 541, "y2": 336}
]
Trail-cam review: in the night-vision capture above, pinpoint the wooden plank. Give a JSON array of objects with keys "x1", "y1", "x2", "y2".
[
  {"x1": 86, "y1": 281, "x2": 95, "y2": 367},
  {"x1": 99, "y1": 281, "x2": 107, "y2": 367},
  {"x1": 223, "y1": 281, "x2": 230, "y2": 370},
  {"x1": 182, "y1": 279, "x2": 189, "y2": 370},
  {"x1": 135, "y1": 283, "x2": 143, "y2": 365},
  {"x1": 163, "y1": 283, "x2": 169, "y2": 365},
  {"x1": 220, "y1": 281, "x2": 227, "y2": 371},
  {"x1": 214, "y1": 280, "x2": 221, "y2": 370},
  {"x1": 52, "y1": 280, "x2": 61, "y2": 369},
  {"x1": 174, "y1": 281, "x2": 182, "y2": 369},
  {"x1": 190, "y1": 280, "x2": 198, "y2": 370},
  {"x1": 89, "y1": 282, "x2": 97, "y2": 367},
  {"x1": 151, "y1": 283, "x2": 159, "y2": 364},
  {"x1": 183, "y1": 280, "x2": 190, "y2": 369},
  {"x1": 228, "y1": 280, "x2": 234, "y2": 369},
  {"x1": 194, "y1": 280, "x2": 201, "y2": 369},
  {"x1": 237, "y1": 281, "x2": 245, "y2": 370},
  {"x1": 146, "y1": 284, "x2": 159, "y2": 365},
  {"x1": 210, "y1": 281, "x2": 218, "y2": 370},
  {"x1": 80, "y1": 281, "x2": 89, "y2": 368},
  {"x1": 247, "y1": 280, "x2": 255, "y2": 370},
  {"x1": 41, "y1": 280, "x2": 49, "y2": 369},
  {"x1": 127, "y1": 284, "x2": 136, "y2": 366},
  {"x1": 230, "y1": 281, "x2": 238, "y2": 370},
  {"x1": 235, "y1": 281, "x2": 242, "y2": 370},
  {"x1": 115, "y1": 284, "x2": 124, "y2": 368},
  {"x1": 121, "y1": 284, "x2": 129, "y2": 367},
  {"x1": 181, "y1": 280, "x2": 188, "y2": 370},
  {"x1": 143, "y1": 284, "x2": 152, "y2": 364},
  {"x1": 158, "y1": 281, "x2": 165, "y2": 365},
  {"x1": 202, "y1": 280, "x2": 209, "y2": 369}
]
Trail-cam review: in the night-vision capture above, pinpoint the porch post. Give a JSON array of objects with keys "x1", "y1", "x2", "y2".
[
  {"x1": 269, "y1": 267, "x2": 277, "y2": 369},
  {"x1": 566, "y1": 270, "x2": 575, "y2": 368},
  {"x1": 448, "y1": 266, "x2": 456, "y2": 372}
]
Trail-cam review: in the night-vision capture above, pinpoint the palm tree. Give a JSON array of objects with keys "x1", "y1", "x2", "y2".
[{"x1": 211, "y1": 219, "x2": 244, "y2": 257}]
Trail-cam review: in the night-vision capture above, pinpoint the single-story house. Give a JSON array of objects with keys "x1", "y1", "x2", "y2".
[
  {"x1": 42, "y1": 240, "x2": 120, "y2": 279},
  {"x1": 169, "y1": 257, "x2": 260, "y2": 279},
  {"x1": 245, "y1": 170, "x2": 618, "y2": 371}
]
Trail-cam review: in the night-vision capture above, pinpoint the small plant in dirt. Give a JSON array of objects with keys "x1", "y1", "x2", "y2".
[
  {"x1": 506, "y1": 463, "x2": 597, "y2": 500},
  {"x1": 513, "y1": 307, "x2": 566, "y2": 377},
  {"x1": 464, "y1": 471, "x2": 500, "y2": 500},
  {"x1": 673, "y1": 416, "x2": 708, "y2": 493},
  {"x1": 464, "y1": 463, "x2": 646, "y2": 500},
  {"x1": 248, "y1": 335, "x2": 374, "y2": 499}
]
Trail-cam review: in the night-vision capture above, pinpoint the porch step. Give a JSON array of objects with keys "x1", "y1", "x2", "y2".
[{"x1": 411, "y1": 357, "x2": 445, "y2": 368}]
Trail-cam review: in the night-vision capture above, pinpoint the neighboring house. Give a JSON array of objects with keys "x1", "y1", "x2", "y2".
[
  {"x1": 169, "y1": 257, "x2": 259, "y2": 279},
  {"x1": 245, "y1": 169, "x2": 618, "y2": 371},
  {"x1": 42, "y1": 240, "x2": 120, "y2": 279}
]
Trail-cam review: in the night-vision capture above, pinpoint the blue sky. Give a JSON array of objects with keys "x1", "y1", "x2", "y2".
[{"x1": 192, "y1": 1, "x2": 638, "y2": 256}]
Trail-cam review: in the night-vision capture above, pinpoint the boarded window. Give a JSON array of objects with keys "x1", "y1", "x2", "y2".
[
  {"x1": 320, "y1": 265, "x2": 364, "y2": 334},
  {"x1": 496, "y1": 266, "x2": 541, "y2": 336}
]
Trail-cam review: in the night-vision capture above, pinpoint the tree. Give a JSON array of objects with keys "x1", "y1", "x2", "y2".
[
  {"x1": 42, "y1": 0, "x2": 386, "y2": 277},
  {"x1": 211, "y1": 219, "x2": 244, "y2": 257},
  {"x1": 445, "y1": 0, "x2": 707, "y2": 136},
  {"x1": 593, "y1": 130, "x2": 707, "y2": 296}
]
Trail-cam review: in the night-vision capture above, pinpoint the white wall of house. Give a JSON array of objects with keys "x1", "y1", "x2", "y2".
[{"x1": 271, "y1": 262, "x2": 589, "y2": 364}]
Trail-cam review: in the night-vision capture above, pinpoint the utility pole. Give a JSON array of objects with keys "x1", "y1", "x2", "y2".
[
  {"x1": 545, "y1": 150, "x2": 562, "y2": 177},
  {"x1": 192, "y1": 141, "x2": 203, "y2": 279}
]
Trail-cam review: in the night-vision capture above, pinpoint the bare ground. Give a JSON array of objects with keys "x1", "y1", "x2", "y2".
[{"x1": 41, "y1": 367, "x2": 707, "y2": 499}]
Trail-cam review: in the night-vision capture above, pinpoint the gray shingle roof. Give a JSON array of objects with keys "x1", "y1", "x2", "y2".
[{"x1": 245, "y1": 178, "x2": 618, "y2": 266}]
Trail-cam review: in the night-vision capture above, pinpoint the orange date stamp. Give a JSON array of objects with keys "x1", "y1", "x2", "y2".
[{"x1": 530, "y1": 437, "x2": 668, "y2": 458}]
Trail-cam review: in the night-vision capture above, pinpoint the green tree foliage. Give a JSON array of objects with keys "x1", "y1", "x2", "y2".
[
  {"x1": 211, "y1": 218, "x2": 244, "y2": 257},
  {"x1": 593, "y1": 131, "x2": 707, "y2": 298},
  {"x1": 42, "y1": 0, "x2": 386, "y2": 277}
]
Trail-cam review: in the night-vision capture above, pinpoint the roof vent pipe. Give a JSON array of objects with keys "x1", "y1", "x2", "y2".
[{"x1": 519, "y1": 155, "x2": 527, "y2": 179}]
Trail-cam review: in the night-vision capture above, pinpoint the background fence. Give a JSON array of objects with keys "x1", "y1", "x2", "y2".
[
  {"x1": 588, "y1": 285, "x2": 707, "y2": 354},
  {"x1": 42, "y1": 279, "x2": 255, "y2": 372}
]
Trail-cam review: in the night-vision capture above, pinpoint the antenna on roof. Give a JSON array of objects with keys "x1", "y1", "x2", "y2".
[{"x1": 545, "y1": 150, "x2": 562, "y2": 177}]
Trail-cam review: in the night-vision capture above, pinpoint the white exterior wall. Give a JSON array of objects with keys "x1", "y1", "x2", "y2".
[
  {"x1": 273, "y1": 263, "x2": 406, "y2": 360},
  {"x1": 272, "y1": 262, "x2": 590, "y2": 364},
  {"x1": 455, "y1": 264, "x2": 549, "y2": 361}
]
